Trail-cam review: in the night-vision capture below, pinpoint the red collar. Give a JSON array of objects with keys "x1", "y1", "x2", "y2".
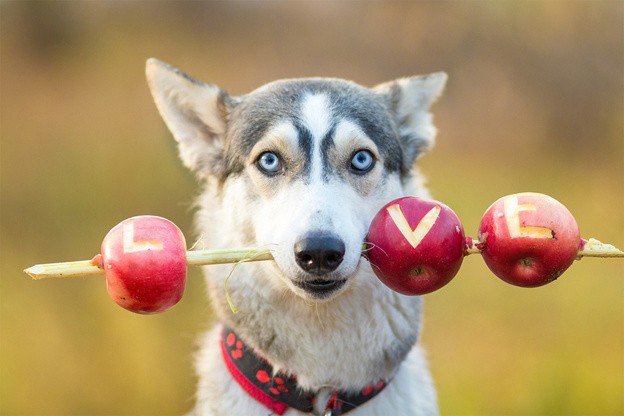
[{"x1": 220, "y1": 327, "x2": 389, "y2": 415}]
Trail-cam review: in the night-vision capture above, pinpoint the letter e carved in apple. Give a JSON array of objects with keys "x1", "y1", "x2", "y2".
[{"x1": 477, "y1": 192, "x2": 582, "y2": 287}]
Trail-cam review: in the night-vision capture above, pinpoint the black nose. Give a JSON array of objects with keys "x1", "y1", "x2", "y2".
[{"x1": 294, "y1": 234, "x2": 346, "y2": 275}]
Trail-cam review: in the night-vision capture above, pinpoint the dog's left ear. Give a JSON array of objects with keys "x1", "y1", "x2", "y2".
[
  {"x1": 374, "y1": 73, "x2": 447, "y2": 168},
  {"x1": 146, "y1": 58, "x2": 239, "y2": 179}
]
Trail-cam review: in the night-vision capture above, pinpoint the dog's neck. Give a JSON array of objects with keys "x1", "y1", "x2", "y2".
[
  {"x1": 221, "y1": 326, "x2": 390, "y2": 415},
  {"x1": 209, "y1": 262, "x2": 423, "y2": 392}
]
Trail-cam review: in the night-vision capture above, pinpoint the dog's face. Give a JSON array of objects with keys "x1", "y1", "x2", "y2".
[
  {"x1": 146, "y1": 59, "x2": 446, "y2": 302},
  {"x1": 234, "y1": 83, "x2": 407, "y2": 300}
]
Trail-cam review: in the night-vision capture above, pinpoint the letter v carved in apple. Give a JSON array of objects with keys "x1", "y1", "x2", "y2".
[{"x1": 365, "y1": 197, "x2": 466, "y2": 295}]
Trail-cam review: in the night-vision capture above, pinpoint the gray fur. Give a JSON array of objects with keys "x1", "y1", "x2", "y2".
[{"x1": 222, "y1": 78, "x2": 409, "y2": 183}]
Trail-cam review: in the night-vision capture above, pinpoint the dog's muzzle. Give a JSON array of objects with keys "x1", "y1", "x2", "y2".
[{"x1": 293, "y1": 233, "x2": 347, "y2": 297}]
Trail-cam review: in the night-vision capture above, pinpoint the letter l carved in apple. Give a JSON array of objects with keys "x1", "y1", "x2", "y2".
[{"x1": 101, "y1": 216, "x2": 187, "y2": 314}]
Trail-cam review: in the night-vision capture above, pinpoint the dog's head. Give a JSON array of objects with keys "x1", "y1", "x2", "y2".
[{"x1": 146, "y1": 59, "x2": 446, "y2": 302}]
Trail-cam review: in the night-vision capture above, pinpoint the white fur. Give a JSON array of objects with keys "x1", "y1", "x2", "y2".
[
  {"x1": 146, "y1": 59, "x2": 446, "y2": 415},
  {"x1": 300, "y1": 93, "x2": 333, "y2": 142}
]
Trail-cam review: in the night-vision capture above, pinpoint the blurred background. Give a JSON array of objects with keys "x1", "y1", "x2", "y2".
[{"x1": 1, "y1": 1, "x2": 622, "y2": 415}]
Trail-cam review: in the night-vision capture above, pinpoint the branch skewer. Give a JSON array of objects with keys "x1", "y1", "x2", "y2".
[
  {"x1": 24, "y1": 248, "x2": 274, "y2": 280},
  {"x1": 23, "y1": 239, "x2": 622, "y2": 280},
  {"x1": 25, "y1": 259, "x2": 106, "y2": 280},
  {"x1": 577, "y1": 238, "x2": 624, "y2": 258}
]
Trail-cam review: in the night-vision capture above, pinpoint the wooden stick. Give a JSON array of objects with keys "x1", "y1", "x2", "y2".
[
  {"x1": 24, "y1": 248, "x2": 274, "y2": 280},
  {"x1": 463, "y1": 238, "x2": 624, "y2": 257},
  {"x1": 185, "y1": 248, "x2": 274, "y2": 266},
  {"x1": 24, "y1": 259, "x2": 105, "y2": 280},
  {"x1": 577, "y1": 238, "x2": 624, "y2": 258},
  {"x1": 23, "y1": 239, "x2": 622, "y2": 280}
]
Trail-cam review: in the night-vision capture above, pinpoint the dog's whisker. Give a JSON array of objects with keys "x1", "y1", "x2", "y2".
[
  {"x1": 368, "y1": 259, "x2": 386, "y2": 278},
  {"x1": 314, "y1": 302, "x2": 326, "y2": 331},
  {"x1": 361, "y1": 241, "x2": 390, "y2": 259},
  {"x1": 361, "y1": 241, "x2": 374, "y2": 253}
]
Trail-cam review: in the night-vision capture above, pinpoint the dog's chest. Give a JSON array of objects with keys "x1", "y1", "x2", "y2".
[{"x1": 230, "y1": 281, "x2": 422, "y2": 391}]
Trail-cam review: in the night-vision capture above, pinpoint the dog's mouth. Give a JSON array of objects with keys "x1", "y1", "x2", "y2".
[{"x1": 292, "y1": 278, "x2": 347, "y2": 298}]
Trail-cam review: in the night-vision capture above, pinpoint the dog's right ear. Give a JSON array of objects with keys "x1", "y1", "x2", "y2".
[{"x1": 146, "y1": 58, "x2": 238, "y2": 179}]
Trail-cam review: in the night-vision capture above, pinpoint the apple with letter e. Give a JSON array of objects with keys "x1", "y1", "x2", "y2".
[{"x1": 477, "y1": 192, "x2": 581, "y2": 287}]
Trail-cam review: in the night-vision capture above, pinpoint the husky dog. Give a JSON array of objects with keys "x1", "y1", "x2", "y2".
[{"x1": 146, "y1": 58, "x2": 446, "y2": 416}]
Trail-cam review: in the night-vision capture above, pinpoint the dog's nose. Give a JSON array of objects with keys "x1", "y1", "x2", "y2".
[{"x1": 294, "y1": 234, "x2": 345, "y2": 275}]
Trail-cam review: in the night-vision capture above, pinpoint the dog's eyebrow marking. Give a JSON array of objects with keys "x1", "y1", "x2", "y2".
[{"x1": 256, "y1": 122, "x2": 300, "y2": 152}]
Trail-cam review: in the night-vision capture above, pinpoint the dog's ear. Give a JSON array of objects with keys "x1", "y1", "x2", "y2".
[
  {"x1": 374, "y1": 73, "x2": 447, "y2": 168},
  {"x1": 146, "y1": 58, "x2": 239, "y2": 179}
]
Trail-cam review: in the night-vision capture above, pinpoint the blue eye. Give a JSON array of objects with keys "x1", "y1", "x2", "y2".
[
  {"x1": 256, "y1": 152, "x2": 282, "y2": 175},
  {"x1": 350, "y1": 150, "x2": 375, "y2": 173}
]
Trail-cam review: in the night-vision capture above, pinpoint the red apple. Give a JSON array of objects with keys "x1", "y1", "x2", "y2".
[
  {"x1": 366, "y1": 197, "x2": 465, "y2": 295},
  {"x1": 477, "y1": 192, "x2": 581, "y2": 287},
  {"x1": 101, "y1": 216, "x2": 187, "y2": 314}
]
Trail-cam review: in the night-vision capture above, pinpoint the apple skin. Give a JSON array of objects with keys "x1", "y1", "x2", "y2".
[
  {"x1": 101, "y1": 216, "x2": 187, "y2": 314},
  {"x1": 477, "y1": 192, "x2": 581, "y2": 287},
  {"x1": 365, "y1": 197, "x2": 465, "y2": 295}
]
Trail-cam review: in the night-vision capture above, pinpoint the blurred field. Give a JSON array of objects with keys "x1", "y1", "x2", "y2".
[{"x1": 1, "y1": 1, "x2": 622, "y2": 415}]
